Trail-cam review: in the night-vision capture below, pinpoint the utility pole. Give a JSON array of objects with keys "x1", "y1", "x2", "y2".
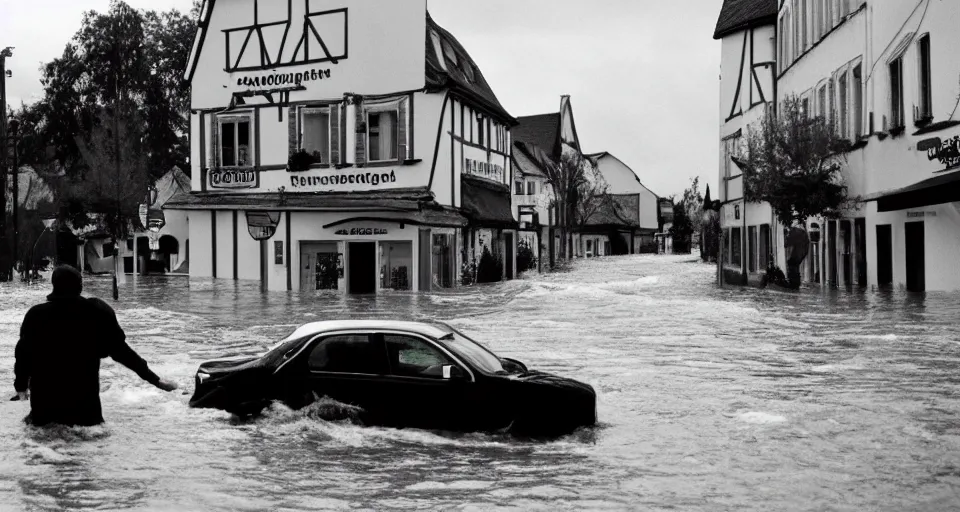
[
  {"x1": 0, "y1": 47, "x2": 13, "y2": 282},
  {"x1": 112, "y1": 20, "x2": 122, "y2": 300}
]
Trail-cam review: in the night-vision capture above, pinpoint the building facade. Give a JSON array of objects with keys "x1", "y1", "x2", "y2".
[
  {"x1": 714, "y1": 0, "x2": 781, "y2": 284},
  {"x1": 778, "y1": 0, "x2": 960, "y2": 292},
  {"x1": 717, "y1": 0, "x2": 960, "y2": 292},
  {"x1": 168, "y1": 0, "x2": 518, "y2": 293}
]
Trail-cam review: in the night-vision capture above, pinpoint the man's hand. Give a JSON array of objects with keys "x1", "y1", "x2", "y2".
[{"x1": 155, "y1": 379, "x2": 179, "y2": 392}]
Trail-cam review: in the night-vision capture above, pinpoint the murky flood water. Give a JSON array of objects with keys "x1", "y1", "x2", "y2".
[{"x1": 2, "y1": 255, "x2": 960, "y2": 511}]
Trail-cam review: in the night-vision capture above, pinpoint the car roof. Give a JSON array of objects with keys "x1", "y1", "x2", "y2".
[{"x1": 281, "y1": 320, "x2": 453, "y2": 342}]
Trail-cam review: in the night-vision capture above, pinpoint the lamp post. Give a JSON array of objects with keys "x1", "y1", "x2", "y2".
[
  {"x1": 30, "y1": 215, "x2": 57, "y2": 280},
  {"x1": 245, "y1": 211, "x2": 281, "y2": 293},
  {"x1": 7, "y1": 118, "x2": 19, "y2": 279},
  {"x1": 0, "y1": 46, "x2": 13, "y2": 282}
]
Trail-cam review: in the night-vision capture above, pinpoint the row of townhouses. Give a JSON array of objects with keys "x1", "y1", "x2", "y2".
[
  {"x1": 142, "y1": 0, "x2": 662, "y2": 294},
  {"x1": 715, "y1": 0, "x2": 960, "y2": 292}
]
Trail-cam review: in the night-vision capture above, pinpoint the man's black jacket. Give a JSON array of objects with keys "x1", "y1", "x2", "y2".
[{"x1": 15, "y1": 295, "x2": 160, "y2": 426}]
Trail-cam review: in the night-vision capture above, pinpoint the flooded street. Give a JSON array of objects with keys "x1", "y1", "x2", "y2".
[{"x1": 2, "y1": 255, "x2": 960, "y2": 511}]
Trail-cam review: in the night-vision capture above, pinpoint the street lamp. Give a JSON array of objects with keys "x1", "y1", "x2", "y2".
[{"x1": 29, "y1": 214, "x2": 57, "y2": 281}]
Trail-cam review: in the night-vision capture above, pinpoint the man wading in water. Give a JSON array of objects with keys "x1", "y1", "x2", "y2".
[{"x1": 12, "y1": 265, "x2": 178, "y2": 426}]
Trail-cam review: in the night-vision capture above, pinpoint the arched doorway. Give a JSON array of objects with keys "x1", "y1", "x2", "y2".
[{"x1": 158, "y1": 235, "x2": 180, "y2": 273}]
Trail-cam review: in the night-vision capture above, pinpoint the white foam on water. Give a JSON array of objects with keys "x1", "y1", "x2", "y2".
[
  {"x1": 406, "y1": 480, "x2": 494, "y2": 491},
  {"x1": 736, "y1": 411, "x2": 788, "y2": 424}
]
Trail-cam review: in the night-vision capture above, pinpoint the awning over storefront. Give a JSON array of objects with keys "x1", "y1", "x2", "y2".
[
  {"x1": 163, "y1": 188, "x2": 438, "y2": 212},
  {"x1": 867, "y1": 169, "x2": 960, "y2": 212},
  {"x1": 322, "y1": 209, "x2": 467, "y2": 229},
  {"x1": 460, "y1": 175, "x2": 519, "y2": 229}
]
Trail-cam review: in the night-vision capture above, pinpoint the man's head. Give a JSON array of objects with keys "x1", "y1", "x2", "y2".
[{"x1": 49, "y1": 265, "x2": 83, "y2": 299}]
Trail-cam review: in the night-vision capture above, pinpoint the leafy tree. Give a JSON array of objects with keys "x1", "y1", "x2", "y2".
[
  {"x1": 72, "y1": 104, "x2": 151, "y2": 242},
  {"x1": 680, "y1": 177, "x2": 704, "y2": 240},
  {"x1": 744, "y1": 96, "x2": 859, "y2": 288},
  {"x1": 744, "y1": 96, "x2": 858, "y2": 227},
  {"x1": 669, "y1": 199, "x2": 694, "y2": 254},
  {"x1": 33, "y1": 1, "x2": 195, "y2": 179}
]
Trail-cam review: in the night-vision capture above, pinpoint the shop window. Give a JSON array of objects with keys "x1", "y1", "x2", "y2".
[
  {"x1": 218, "y1": 114, "x2": 253, "y2": 167},
  {"x1": 367, "y1": 110, "x2": 399, "y2": 162},
  {"x1": 748, "y1": 226, "x2": 758, "y2": 273},
  {"x1": 526, "y1": 181, "x2": 536, "y2": 195},
  {"x1": 917, "y1": 35, "x2": 932, "y2": 121},
  {"x1": 432, "y1": 234, "x2": 455, "y2": 289},
  {"x1": 300, "y1": 107, "x2": 331, "y2": 164},
  {"x1": 731, "y1": 227, "x2": 742, "y2": 267},
  {"x1": 759, "y1": 224, "x2": 771, "y2": 270},
  {"x1": 889, "y1": 56, "x2": 904, "y2": 129},
  {"x1": 722, "y1": 229, "x2": 731, "y2": 265},
  {"x1": 380, "y1": 241, "x2": 412, "y2": 291}
]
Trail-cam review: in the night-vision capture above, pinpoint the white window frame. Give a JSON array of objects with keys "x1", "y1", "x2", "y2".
[
  {"x1": 298, "y1": 105, "x2": 333, "y2": 165},
  {"x1": 217, "y1": 112, "x2": 255, "y2": 168},
  {"x1": 365, "y1": 103, "x2": 401, "y2": 163}
]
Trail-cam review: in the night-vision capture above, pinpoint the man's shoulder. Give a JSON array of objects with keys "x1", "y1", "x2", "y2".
[{"x1": 84, "y1": 297, "x2": 116, "y2": 314}]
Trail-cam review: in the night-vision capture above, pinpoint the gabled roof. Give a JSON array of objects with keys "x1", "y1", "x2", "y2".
[
  {"x1": 585, "y1": 152, "x2": 660, "y2": 199},
  {"x1": 513, "y1": 114, "x2": 561, "y2": 158},
  {"x1": 426, "y1": 13, "x2": 514, "y2": 123},
  {"x1": 713, "y1": 0, "x2": 778, "y2": 40},
  {"x1": 512, "y1": 141, "x2": 556, "y2": 179}
]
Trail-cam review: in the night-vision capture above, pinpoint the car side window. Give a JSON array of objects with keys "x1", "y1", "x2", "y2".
[
  {"x1": 308, "y1": 334, "x2": 381, "y2": 374},
  {"x1": 384, "y1": 335, "x2": 455, "y2": 379}
]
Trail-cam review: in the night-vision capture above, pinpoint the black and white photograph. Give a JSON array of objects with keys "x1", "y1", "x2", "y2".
[{"x1": 1, "y1": 0, "x2": 960, "y2": 509}]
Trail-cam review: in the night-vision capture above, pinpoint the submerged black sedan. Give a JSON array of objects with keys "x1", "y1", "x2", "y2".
[{"x1": 189, "y1": 320, "x2": 597, "y2": 437}]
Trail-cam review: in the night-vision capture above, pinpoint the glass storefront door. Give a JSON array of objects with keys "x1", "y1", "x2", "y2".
[{"x1": 379, "y1": 241, "x2": 412, "y2": 291}]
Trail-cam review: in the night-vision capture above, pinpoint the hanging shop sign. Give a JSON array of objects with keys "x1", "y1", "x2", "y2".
[
  {"x1": 918, "y1": 135, "x2": 960, "y2": 172},
  {"x1": 334, "y1": 228, "x2": 390, "y2": 236},
  {"x1": 210, "y1": 168, "x2": 258, "y2": 189},
  {"x1": 246, "y1": 211, "x2": 282, "y2": 241},
  {"x1": 464, "y1": 158, "x2": 504, "y2": 183}
]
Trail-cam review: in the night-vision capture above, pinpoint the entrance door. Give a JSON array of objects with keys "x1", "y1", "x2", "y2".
[
  {"x1": 300, "y1": 242, "x2": 340, "y2": 292},
  {"x1": 348, "y1": 242, "x2": 377, "y2": 294},
  {"x1": 840, "y1": 220, "x2": 852, "y2": 286},
  {"x1": 855, "y1": 218, "x2": 867, "y2": 286},
  {"x1": 905, "y1": 222, "x2": 925, "y2": 293},
  {"x1": 828, "y1": 221, "x2": 838, "y2": 286},
  {"x1": 876, "y1": 225, "x2": 893, "y2": 288},
  {"x1": 505, "y1": 232, "x2": 514, "y2": 280}
]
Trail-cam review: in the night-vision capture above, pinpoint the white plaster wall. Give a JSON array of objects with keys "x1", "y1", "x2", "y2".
[
  {"x1": 777, "y1": 9, "x2": 865, "y2": 98},
  {"x1": 433, "y1": 96, "x2": 455, "y2": 208},
  {"x1": 190, "y1": 113, "x2": 202, "y2": 190},
  {"x1": 190, "y1": 0, "x2": 427, "y2": 109},
  {"x1": 215, "y1": 211, "x2": 234, "y2": 279},
  {"x1": 259, "y1": 108, "x2": 289, "y2": 168},
  {"x1": 189, "y1": 212, "x2": 213, "y2": 278},
  {"x1": 237, "y1": 212, "x2": 261, "y2": 281},
  {"x1": 867, "y1": 202, "x2": 960, "y2": 292}
]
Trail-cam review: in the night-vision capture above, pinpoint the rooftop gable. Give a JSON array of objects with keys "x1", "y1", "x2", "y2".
[{"x1": 713, "y1": 0, "x2": 777, "y2": 40}]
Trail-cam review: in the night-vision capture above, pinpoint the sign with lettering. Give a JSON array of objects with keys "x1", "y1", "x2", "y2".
[
  {"x1": 919, "y1": 135, "x2": 960, "y2": 172},
  {"x1": 210, "y1": 168, "x2": 257, "y2": 189},
  {"x1": 288, "y1": 169, "x2": 398, "y2": 190},
  {"x1": 236, "y1": 67, "x2": 333, "y2": 89},
  {"x1": 334, "y1": 228, "x2": 389, "y2": 236},
  {"x1": 464, "y1": 158, "x2": 504, "y2": 183},
  {"x1": 907, "y1": 211, "x2": 937, "y2": 218}
]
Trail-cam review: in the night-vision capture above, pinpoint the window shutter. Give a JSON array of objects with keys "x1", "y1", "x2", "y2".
[
  {"x1": 211, "y1": 119, "x2": 220, "y2": 169},
  {"x1": 330, "y1": 104, "x2": 341, "y2": 165},
  {"x1": 288, "y1": 106, "x2": 298, "y2": 158},
  {"x1": 355, "y1": 103, "x2": 366, "y2": 167},
  {"x1": 397, "y1": 98, "x2": 408, "y2": 162}
]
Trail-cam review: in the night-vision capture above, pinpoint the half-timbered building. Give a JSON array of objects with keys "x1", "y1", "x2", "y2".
[{"x1": 167, "y1": 0, "x2": 518, "y2": 293}]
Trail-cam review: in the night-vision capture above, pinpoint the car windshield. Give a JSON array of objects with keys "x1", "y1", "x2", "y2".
[{"x1": 435, "y1": 327, "x2": 505, "y2": 375}]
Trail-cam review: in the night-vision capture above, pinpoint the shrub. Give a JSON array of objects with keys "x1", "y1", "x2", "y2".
[
  {"x1": 476, "y1": 246, "x2": 503, "y2": 284},
  {"x1": 516, "y1": 239, "x2": 538, "y2": 274}
]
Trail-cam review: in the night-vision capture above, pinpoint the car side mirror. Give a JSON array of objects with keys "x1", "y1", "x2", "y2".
[{"x1": 442, "y1": 365, "x2": 466, "y2": 380}]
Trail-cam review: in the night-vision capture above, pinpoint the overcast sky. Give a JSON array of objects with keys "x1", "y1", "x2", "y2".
[{"x1": 0, "y1": 0, "x2": 723, "y2": 198}]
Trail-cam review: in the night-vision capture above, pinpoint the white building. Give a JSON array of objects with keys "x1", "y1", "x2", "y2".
[
  {"x1": 167, "y1": 0, "x2": 518, "y2": 293},
  {"x1": 587, "y1": 152, "x2": 660, "y2": 253},
  {"x1": 714, "y1": 0, "x2": 781, "y2": 285},
  {"x1": 718, "y1": 0, "x2": 960, "y2": 292}
]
